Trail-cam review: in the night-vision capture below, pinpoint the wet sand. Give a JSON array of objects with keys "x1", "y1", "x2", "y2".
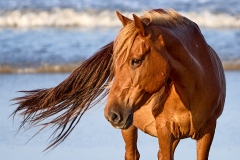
[{"x1": 0, "y1": 71, "x2": 239, "y2": 160}]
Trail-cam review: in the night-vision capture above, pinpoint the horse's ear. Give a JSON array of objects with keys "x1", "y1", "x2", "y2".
[
  {"x1": 116, "y1": 11, "x2": 132, "y2": 27},
  {"x1": 133, "y1": 14, "x2": 148, "y2": 37}
]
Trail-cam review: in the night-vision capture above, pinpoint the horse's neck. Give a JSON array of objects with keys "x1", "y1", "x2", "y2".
[
  {"x1": 160, "y1": 25, "x2": 206, "y2": 108},
  {"x1": 163, "y1": 24, "x2": 223, "y2": 110}
]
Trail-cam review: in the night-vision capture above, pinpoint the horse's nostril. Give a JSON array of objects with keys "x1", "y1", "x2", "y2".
[{"x1": 110, "y1": 111, "x2": 122, "y2": 124}]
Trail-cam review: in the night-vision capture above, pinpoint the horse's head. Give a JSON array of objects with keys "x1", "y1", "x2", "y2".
[{"x1": 104, "y1": 11, "x2": 170, "y2": 129}]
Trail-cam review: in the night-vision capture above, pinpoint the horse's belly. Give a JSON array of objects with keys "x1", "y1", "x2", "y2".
[{"x1": 133, "y1": 104, "x2": 157, "y2": 137}]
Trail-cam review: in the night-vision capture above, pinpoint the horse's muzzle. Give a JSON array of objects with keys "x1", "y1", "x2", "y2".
[{"x1": 105, "y1": 109, "x2": 133, "y2": 129}]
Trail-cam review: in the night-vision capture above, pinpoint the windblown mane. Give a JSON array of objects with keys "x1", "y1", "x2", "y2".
[
  {"x1": 12, "y1": 42, "x2": 114, "y2": 150},
  {"x1": 113, "y1": 9, "x2": 190, "y2": 68}
]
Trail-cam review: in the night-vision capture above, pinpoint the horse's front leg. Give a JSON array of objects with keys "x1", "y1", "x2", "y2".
[
  {"x1": 196, "y1": 117, "x2": 216, "y2": 160},
  {"x1": 155, "y1": 116, "x2": 180, "y2": 160},
  {"x1": 121, "y1": 125, "x2": 140, "y2": 160},
  {"x1": 156, "y1": 125, "x2": 178, "y2": 160}
]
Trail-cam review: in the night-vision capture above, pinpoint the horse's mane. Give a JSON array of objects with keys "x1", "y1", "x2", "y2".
[
  {"x1": 12, "y1": 42, "x2": 114, "y2": 150},
  {"x1": 113, "y1": 9, "x2": 190, "y2": 68}
]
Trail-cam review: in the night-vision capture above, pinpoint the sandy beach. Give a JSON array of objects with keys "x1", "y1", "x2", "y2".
[{"x1": 0, "y1": 71, "x2": 239, "y2": 160}]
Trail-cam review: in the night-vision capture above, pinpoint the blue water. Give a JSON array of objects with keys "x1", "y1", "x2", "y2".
[
  {"x1": 0, "y1": 0, "x2": 240, "y2": 72},
  {"x1": 0, "y1": 28, "x2": 117, "y2": 67}
]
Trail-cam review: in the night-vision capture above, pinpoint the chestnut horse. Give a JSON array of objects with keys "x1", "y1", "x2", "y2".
[{"x1": 13, "y1": 9, "x2": 225, "y2": 160}]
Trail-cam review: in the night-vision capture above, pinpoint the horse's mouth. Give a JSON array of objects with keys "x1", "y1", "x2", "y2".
[
  {"x1": 122, "y1": 113, "x2": 133, "y2": 129},
  {"x1": 111, "y1": 113, "x2": 133, "y2": 130}
]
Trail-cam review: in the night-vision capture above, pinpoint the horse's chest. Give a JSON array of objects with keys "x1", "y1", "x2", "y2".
[
  {"x1": 133, "y1": 104, "x2": 157, "y2": 137},
  {"x1": 168, "y1": 111, "x2": 192, "y2": 138},
  {"x1": 133, "y1": 85, "x2": 198, "y2": 139},
  {"x1": 154, "y1": 86, "x2": 195, "y2": 138},
  {"x1": 133, "y1": 103, "x2": 193, "y2": 139}
]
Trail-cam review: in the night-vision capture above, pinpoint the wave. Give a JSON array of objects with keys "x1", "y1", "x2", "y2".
[
  {"x1": 0, "y1": 8, "x2": 239, "y2": 28},
  {"x1": 0, "y1": 60, "x2": 240, "y2": 74}
]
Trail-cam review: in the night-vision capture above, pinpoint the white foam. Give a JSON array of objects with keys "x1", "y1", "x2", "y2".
[
  {"x1": 0, "y1": 9, "x2": 239, "y2": 28},
  {"x1": 0, "y1": 9, "x2": 123, "y2": 28},
  {"x1": 181, "y1": 11, "x2": 240, "y2": 28}
]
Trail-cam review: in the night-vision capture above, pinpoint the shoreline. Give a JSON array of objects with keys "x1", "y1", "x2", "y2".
[{"x1": 0, "y1": 60, "x2": 240, "y2": 74}]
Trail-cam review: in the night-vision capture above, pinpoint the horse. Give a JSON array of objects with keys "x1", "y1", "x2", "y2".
[{"x1": 12, "y1": 9, "x2": 226, "y2": 160}]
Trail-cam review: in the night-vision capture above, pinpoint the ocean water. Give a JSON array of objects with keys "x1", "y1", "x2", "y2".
[{"x1": 0, "y1": 0, "x2": 240, "y2": 72}]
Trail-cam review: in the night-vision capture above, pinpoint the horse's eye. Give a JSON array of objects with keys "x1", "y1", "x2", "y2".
[{"x1": 131, "y1": 59, "x2": 142, "y2": 68}]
